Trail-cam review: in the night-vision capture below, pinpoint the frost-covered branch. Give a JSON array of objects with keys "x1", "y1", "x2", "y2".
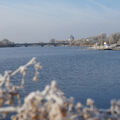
[
  {"x1": 0, "y1": 58, "x2": 120, "y2": 120},
  {"x1": 0, "y1": 57, "x2": 42, "y2": 119}
]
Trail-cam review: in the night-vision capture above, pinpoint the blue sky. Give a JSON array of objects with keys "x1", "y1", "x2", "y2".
[{"x1": 0, "y1": 0, "x2": 120, "y2": 42}]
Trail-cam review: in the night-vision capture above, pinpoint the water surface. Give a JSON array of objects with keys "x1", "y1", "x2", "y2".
[{"x1": 0, "y1": 46, "x2": 120, "y2": 108}]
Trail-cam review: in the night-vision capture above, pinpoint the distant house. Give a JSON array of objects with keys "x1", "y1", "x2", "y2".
[{"x1": 68, "y1": 35, "x2": 75, "y2": 41}]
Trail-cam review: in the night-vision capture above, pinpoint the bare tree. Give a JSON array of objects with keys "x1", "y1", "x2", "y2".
[
  {"x1": 108, "y1": 33, "x2": 120, "y2": 44},
  {"x1": 50, "y1": 38, "x2": 56, "y2": 43}
]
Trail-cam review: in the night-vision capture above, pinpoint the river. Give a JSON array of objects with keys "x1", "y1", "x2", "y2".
[{"x1": 0, "y1": 46, "x2": 120, "y2": 108}]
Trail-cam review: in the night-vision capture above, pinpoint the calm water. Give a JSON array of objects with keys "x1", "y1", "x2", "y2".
[{"x1": 0, "y1": 46, "x2": 120, "y2": 109}]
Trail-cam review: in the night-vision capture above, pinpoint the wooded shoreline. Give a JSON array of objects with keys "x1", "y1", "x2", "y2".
[{"x1": 1, "y1": 32, "x2": 120, "y2": 50}]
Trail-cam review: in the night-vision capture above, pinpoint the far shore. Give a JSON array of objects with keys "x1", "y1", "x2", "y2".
[{"x1": 1, "y1": 32, "x2": 120, "y2": 50}]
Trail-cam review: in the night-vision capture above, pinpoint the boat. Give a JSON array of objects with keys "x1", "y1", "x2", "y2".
[{"x1": 90, "y1": 42, "x2": 116, "y2": 50}]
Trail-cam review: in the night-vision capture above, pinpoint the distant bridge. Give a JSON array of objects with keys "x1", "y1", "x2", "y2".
[{"x1": 15, "y1": 42, "x2": 69, "y2": 47}]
